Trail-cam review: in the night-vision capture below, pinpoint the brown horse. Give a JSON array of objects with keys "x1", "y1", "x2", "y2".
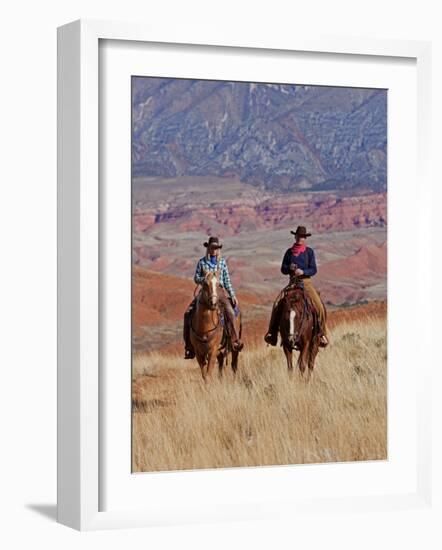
[
  {"x1": 279, "y1": 282, "x2": 323, "y2": 380},
  {"x1": 190, "y1": 269, "x2": 242, "y2": 381}
]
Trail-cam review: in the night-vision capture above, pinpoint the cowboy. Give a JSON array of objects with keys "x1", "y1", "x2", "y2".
[
  {"x1": 183, "y1": 236, "x2": 244, "y2": 359},
  {"x1": 264, "y1": 226, "x2": 331, "y2": 348}
]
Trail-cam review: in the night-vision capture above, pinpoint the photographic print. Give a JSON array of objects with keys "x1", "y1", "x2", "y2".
[{"x1": 131, "y1": 77, "x2": 387, "y2": 473}]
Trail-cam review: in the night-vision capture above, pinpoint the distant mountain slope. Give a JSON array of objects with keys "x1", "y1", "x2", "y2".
[{"x1": 132, "y1": 78, "x2": 387, "y2": 193}]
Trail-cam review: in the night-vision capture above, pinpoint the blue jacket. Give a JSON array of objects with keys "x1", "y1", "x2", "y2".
[{"x1": 281, "y1": 246, "x2": 317, "y2": 277}]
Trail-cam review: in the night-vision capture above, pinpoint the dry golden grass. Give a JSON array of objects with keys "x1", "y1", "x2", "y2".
[{"x1": 132, "y1": 312, "x2": 387, "y2": 472}]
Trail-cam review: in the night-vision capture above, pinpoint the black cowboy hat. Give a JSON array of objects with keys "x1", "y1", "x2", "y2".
[
  {"x1": 290, "y1": 225, "x2": 312, "y2": 237},
  {"x1": 203, "y1": 236, "x2": 223, "y2": 249}
]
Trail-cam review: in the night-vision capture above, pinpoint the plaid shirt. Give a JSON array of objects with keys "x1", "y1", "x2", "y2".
[{"x1": 194, "y1": 255, "x2": 236, "y2": 299}]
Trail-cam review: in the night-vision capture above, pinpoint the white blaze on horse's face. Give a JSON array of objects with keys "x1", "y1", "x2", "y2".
[
  {"x1": 289, "y1": 309, "x2": 296, "y2": 336},
  {"x1": 210, "y1": 274, "x2": 218, "y2": 306},
  {"x1": 206, "y1": 272, "x2": 218, "y2": 309}
]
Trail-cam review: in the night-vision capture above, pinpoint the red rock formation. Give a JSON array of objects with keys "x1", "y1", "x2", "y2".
[
  {"x1": 133, "y1": 192, "x2": 386, "y2": 236},
  {"x1": 319, "y1": 242, "x2": 387, "y2": 280},
  {"x1": 132, "y1": 266, "x2": 261, "y2": 328}
]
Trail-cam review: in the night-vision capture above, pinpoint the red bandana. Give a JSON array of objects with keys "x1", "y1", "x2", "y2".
[{"x1": 291, "y1": 242, "x2": 306, "y2": 256}]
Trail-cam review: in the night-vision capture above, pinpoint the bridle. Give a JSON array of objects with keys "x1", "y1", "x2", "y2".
[
  {"x1": 190, "y1": 273, "x2": 221, "y2": 343},
  {"x1": 284, "y1": 282, "x2": 311, "y2": 340}
]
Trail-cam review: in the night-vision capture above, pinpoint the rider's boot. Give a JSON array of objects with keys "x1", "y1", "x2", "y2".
[
  {"x1": 183, "y1": 306, "x2": 196, "y2": 359},
  {"x1": 184, "y1": 347, "x2": 196, "y2": 359},
  {"x1": 319, "y1": 336, "x2": 328, "y2": 347},
  {"x1": 319, "y1": 331, "x2": 330, "y2": 347},
  {"x1": 264, "y1": 298, "x2": 282, "y2": 346},
  {"x1": 232, "y1": 339, "x2": 244, "y2": 352},
  {"x1": 264, "y1": 332, "x2": 278, "y2": 346}
]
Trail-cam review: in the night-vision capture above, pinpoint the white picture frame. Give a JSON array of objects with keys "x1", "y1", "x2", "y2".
[{"x1": 57, "y1": 19, "x2": 433, "y2": 531}]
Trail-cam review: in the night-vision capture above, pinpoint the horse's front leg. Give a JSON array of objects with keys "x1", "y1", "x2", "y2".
[
  {"x1": 206, "y1": 350, "x2": 218, "y2": 379},
  {"x1": 231, "y1": 349, "x2": 239, "y2": 375},
  {"x1": 196, "y1": 351, "x2": 208, "y2": 381},
  {"x1": 217, "y1": 350, "x2": 225, "y2": 378},
  {"x1": 306, "y1": 340, "x2": 319, "y2": 382},
  {"x1": 287, "y1": 310, "x2": 300, "y2": 351},
  {"x1": 297, "y1": 341, "x2": 309, "y2": 377},
  {"x1": 283, "y1": 343, "x2": 294, "y2": 373}
]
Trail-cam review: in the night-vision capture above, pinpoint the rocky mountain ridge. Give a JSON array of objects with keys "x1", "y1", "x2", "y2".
[{"x1": 132, "y1": 79, "x2": 387, "y2": 193}]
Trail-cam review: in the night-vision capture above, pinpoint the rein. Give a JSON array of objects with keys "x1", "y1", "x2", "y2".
[{"x1": 284, "y1": 281, "x2": 311, "y2": 340}]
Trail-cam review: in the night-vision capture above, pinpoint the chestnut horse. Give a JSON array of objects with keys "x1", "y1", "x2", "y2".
[
  {"x1": 279, "y1": 282, "x2": 323, "y2": 380},
  {"x1": 190, "y1": 270, "x2": 242, "y2": 381}
]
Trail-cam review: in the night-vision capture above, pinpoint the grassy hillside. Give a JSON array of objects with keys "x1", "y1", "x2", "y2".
[{"x1": 132, "y1": 311, "x2": 387, "y2": 472}]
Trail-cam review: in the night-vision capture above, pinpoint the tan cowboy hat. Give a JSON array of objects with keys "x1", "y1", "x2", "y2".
[
  {"x1": 203, "y1": 236, "x2": 223, "y2": 249},
  {"x1": 290, "y1": 225, "x2": 312, "y2": 237}
]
